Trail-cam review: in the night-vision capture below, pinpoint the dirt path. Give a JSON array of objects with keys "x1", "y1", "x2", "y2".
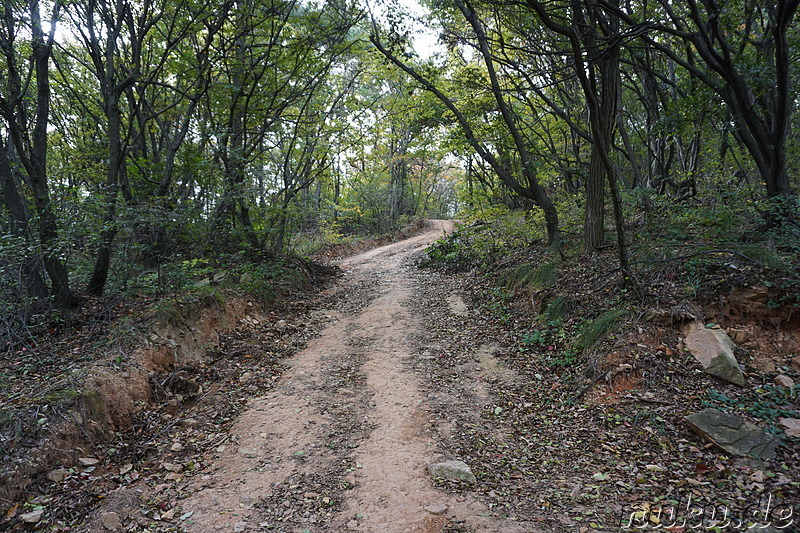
[{"x1": 160, "y1": 221, "x2": 530, "y2": 533}]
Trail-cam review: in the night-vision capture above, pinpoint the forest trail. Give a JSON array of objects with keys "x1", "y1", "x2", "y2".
[{"x1": 169, "y1": 221, "x2": 533, "y2": 532}]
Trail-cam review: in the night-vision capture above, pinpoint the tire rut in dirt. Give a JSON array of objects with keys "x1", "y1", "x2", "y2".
[{"x1": 253, "y1": 284, "x2": 379, "y2": 531}]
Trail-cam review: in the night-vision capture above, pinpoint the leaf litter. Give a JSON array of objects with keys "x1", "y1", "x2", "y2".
[{"x1": 3, "y1": 224, "x2": 798, "y2": 531}]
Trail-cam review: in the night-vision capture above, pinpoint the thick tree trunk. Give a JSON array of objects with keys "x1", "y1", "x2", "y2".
[
  {"x1": 239, "y1": 203, "x2": 261, "y2": 251},
  {"x1": 582, "y1": 4, "x2": 619, "y2": 253}
]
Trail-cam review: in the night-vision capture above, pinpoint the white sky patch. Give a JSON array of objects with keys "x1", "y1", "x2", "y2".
[{"x1": 366, "y1": 0, "x2": 443, "y2": 60}]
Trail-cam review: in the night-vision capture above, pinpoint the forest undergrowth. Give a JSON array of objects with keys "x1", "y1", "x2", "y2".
[
  {"x1": 0, "y1": 203, "x2": 798, "y2": 531},
  {"x1": 417, "y1": 202, "x2": 800, "y2": 530}
]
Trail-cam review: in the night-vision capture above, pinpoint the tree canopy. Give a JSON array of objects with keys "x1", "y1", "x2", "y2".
[{"x1": 1, "y1": 0, "x2": 798, "y2": 323}]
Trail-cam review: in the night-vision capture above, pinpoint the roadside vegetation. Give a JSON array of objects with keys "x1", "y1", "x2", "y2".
[{"x1": 1, "y1": 0, "x2": 799, "y2": 528}]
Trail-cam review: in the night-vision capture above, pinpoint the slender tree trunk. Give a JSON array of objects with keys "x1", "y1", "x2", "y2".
[
  {"x1": 87, "y1": 96, "x2": 124, "y2": 296},
  {"x1": 584, "y1": 144, "x2": 607, "y2": 251},
  {"x1": 454, "y1": 0, "x2": 561, "y2": 245}
]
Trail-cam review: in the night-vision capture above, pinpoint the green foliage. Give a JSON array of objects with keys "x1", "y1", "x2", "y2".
[
  {"x1": 529, "y1": 261, "x2": 560, "y2": 291},
  {"x1": 519, "y1": 328, "x2": 548, "y2": 348},
  {"x1": 703, "y1": 385, "x2": 799, "y2": 435},
  {"x1": 736, "y1": 244, "x2": 786, "y2": 270},
  {"x1": 497, "y1": 259, "x2": 560, "y2": 292},
  {"x1": 41, "y1": 387, "x2": 81, "y2": 403},
  {"x1": 479, "y1": 287, "x2": 514, "y2": 324},
  {"x1": 549, "y1": 348, "x2": 579, "y2": 368},
  {"x1": 457, "y1": 205, "x2": 547, "y2": 252},
  {"x1": 237, "y1": 258, "x2": 312, "y2": 304},
  {"x1": 573, "y1": 309, "x2": 628, "y2": 354},
  {"x1": 0, "y1": 232, "x2": 44, "y2": 329},
  {"x1": 543, "y1": 295, "x2": 574, "y2": 321},
  {"x1": 420, "y1": 231, "x2": 480, "y2": 272},
  {"x1": 518, "y1": 318, "x2": 578, "y2": 367},
  {"x1": 497, "y1": 262, "x2": 535, "y2": 290}
]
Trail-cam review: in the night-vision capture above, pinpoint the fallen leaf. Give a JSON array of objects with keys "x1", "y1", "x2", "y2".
[
  {"x1": 5, "y1": 503, "x2": 20, "y2": 519},
  {"x1": 694, "y1": 463, "x2": 712, "y2": 474}
]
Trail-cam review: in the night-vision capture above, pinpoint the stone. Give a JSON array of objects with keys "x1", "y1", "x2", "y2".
[
  {"x1": 778, "y1": 418, "x2": 800, "y2": 438},
  {"x1": 774, "y1": 374, "x2": 795, "y2": 388},
  {"x1": 685, "y1": 409, "x2": 781, "y2": 460},
  {"x1": 428, "y1": 460, "x2": 476, "y2": 483},
  {"x1": 20, "y1": 509, "x2": 44, "y2": 523},
  {"x1": 447, "y1": 295, "x2": 469, "y2": 316},
  {"x1": 791, "y1": 355, "x2": 800, "y2": 373},
  {"x1": 728, "y1": 328, "x2": 750, "y2": 345},
  {"x1": 100, "y1": 511, "x2": 123, "y2": 530},
  {"x1": 233, "y1": 521, "x2": 247, "y2": 532},
  {"x1": 682, "y1": 321, "x2": 745, "y2": 386},
  {"x1": 424, "y1": 504, "x2": 449, "y2": 515},
  {"x1": 78, "y1": 457, "x2": 99, "y2": 466},
  {"x1": 644, "y1": 302, "x2": 700, "y2": 325},
  {"x1": 47, "y1": 468, "x2": 68, "y2": 483},
  {"x1": 239, "y1": 448, "x2": 258, "y2": 458}
]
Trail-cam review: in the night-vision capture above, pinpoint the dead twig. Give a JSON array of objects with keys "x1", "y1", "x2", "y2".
[{"x1": 568, "y1": 367, "x2": 612, "y2": 404}]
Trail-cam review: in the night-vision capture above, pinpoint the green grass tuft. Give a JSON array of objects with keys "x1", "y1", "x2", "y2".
[
  {"x1": 574, "y1": 309, "x2": 628, "y2": 353},
  {"x1": 544, "y1": 295, "x2": 574, "y2": 321},
  {"x1": 530, "y1": 260, "x2": 560, "y2": 290},
  {"x1": 736, "y1": 244, "x2": 786, "y2": 270}
]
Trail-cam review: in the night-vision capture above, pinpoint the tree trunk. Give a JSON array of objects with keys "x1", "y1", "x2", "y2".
[
  {"x1": 582, "y1": 2, "x2": 619, "y2": 253},
  {"x1": 0, "y1": 1, "x2": 72, "y2": 305},
  {"x1": 87, "y1": 95, "x2": 124, "y2": 296},
  {"x1": 0, "y1": 141, "x2": 49, "y2": 299},
  {"x1": 584, "y1": 143, "x2": 607, "y2": 251}
]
